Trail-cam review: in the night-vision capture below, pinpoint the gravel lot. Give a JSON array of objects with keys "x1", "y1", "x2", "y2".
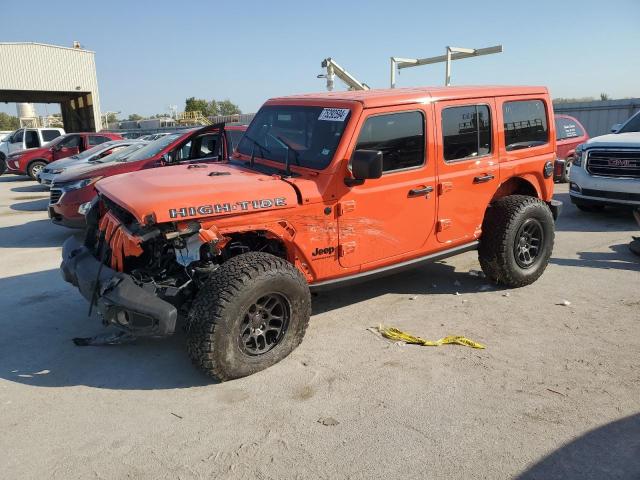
[{"x1": 0, "y1": 176, "x2": 638, "y2": 480}]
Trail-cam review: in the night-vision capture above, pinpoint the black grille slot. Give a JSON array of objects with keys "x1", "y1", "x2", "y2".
[
  {"x1": 50, "y1": 188, "x2": 63, "y2": 204},
  {"x1": 580, "y1": 189, "x2": 640, "y2": 202},
  {"x1": 101, "y1": 195, "x2": 137, "y2": 225},
  {"x1": 586, "y1": 150, "x2": 640, "y2": 178}
]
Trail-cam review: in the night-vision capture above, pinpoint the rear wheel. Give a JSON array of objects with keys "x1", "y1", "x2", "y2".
[
  {"x1": 479, "y1": 195, "x2": 555, "y2": 287},
  {"x1": 27, "y1": 160, "x2": 46, "y2": 180},
  {"x1": 187, "y1": 252, "x2": 311, "y2": 381}
]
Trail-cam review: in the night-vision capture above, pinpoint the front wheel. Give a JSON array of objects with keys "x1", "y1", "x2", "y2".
[
  {"x1": 479, "y1": 195, "x2": 555, "y2": 288},
  {"x1": 187, "y1": 252, "x2": 311, "y2": 381},
  {"x1": 27, "y1": 160, "x2": 46, "y2": 180}
]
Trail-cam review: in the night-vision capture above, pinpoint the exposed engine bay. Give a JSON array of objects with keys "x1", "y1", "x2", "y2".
[{"x1": 84, "y1": 195, "x2": 286, "y2": 317}]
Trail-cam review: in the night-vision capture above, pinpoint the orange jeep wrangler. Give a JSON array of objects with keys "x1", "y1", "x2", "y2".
[{"x1": 61, "y1": 86, "x2": 561, "y2": 380}]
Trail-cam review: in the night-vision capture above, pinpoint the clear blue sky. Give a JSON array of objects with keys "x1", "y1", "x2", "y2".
[{"x1": 1, "y1": 0, "x2": 639, "y2": 118}]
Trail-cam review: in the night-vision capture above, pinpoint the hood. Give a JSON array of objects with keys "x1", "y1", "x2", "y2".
[
  {"x1": 585, "y1": 132, "x2": 640, "y2": 149},
  {"x1": 96, "y1": 163, "x2": 299, "y2": 224},
  {"x1": 44, "y1": 155, "x2": 84, "y2": 172},
  {"x1": 8, "y1": 146, "x2": 49, "y2": 159},
  {"x1": 54, "y1": 159, "x2": 118, "y2": 183}
]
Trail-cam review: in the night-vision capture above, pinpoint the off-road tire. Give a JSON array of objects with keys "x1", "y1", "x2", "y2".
[
  {"x1": 478, "y1": 195, "x2": 555, "y2": 288},
  {"x1": 0, "y1": 153, "x2": 6, "y2": 176},
  {"x1": 187, "y1": 252, "x2": 311, "y2": 381},
  {"x1": 27, "y1": 160, "x2": 46, "y2": 180},
  {"x1": 576, "y1": 203, "x2": 605, "y2": 213}
]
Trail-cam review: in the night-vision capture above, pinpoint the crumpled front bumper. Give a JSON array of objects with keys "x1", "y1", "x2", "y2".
[{"x1": 60, "y1": 235, "x2": 177, "y2": 336}]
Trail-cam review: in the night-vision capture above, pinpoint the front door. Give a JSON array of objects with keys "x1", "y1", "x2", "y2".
[
  {"x1": 8, "y1": 129, "x2": 24, "y2": 154},
  {"x1": 337, "y1": 107, "x2": 436, "y2": 268},
  {"x1": 435, "y1": 99, "x2": 500, "y2": 244},
  {"x1": 53, "y1": 134, "x2": 81, "y2": 160}
]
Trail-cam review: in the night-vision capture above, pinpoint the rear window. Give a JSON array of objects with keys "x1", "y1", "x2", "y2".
[
  {"x1": 124, "y1": 133, "x2": 182, "y2": 162},
  {"x1": 555, "y1": 117, "x2": 584, "y2": 140},
  {"x1": 42, "y1": 130, "x2": 61, "y2": 142},
  {"x1": 503, "y1": 100, "x2": 549, "y2": 151},
  {"x1": 88, "y1": 135, "x2": 112, "y2": 146}
]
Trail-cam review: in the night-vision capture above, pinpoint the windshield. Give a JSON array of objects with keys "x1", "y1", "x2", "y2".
[
  {"x1": 96, "y1": 142, "x2": 148, "y2": 163},
  {"x1": 619, "y1": 112, "x2": 640, "y2": 133},
  {"x1": 236, "y1": 105, "x2": 351, "y2": 170},
  {"x1": 71, "y1": 141, "x2": 120, "y2": 161},
  {"x1": 123, "y1": 133, "x2": 182, "y2": 162}
]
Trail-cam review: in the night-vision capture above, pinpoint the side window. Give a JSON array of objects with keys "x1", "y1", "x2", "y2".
[
  {"x1": 12, "y1": 130, "x2": 24, "y2": 143},
  {"x1": 354, "y1": 111, "x2": 424, "y2": 172},
  {"x1": 42, "y1": 130, "x2": 61, "y2": 142},
  {"x1": 503, "y1": 100, "x2": 549, "y2": 151},
  {"x1": 59, "y1": 135, "x2": 81, "y2": 148},
  {"x1": 442, "y1": 105, "x2": 492, "y2": 161},
  {"x1": 555, "y1": 117, "x2": 584, "y2": 140},
  {"x1": 177, "y1": 141, "x2": 192, "y2": 161},
  {"x1": 88, "y1": 135, "x2": 111, "y2": 146},
  {"x1": 25, "y1": 130, "x2": 40, "y2": 148},
  {"x1": 193, "y1": 134, "x2": 220, "y2": 159}
]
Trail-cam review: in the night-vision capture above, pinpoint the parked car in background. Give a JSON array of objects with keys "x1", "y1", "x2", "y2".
[
  {"x1": 37, "y1": 140, "x2": 147, "y2": 186},
  {"x1": 553, "y1": 114, "x2": 589, "y2": 183},
  {"x1": 611, "y1": 110, "x2": 640, "y2": 134},
  {"x1": 49, "y1": 124, "x2": 246, "y2": 228},
  {"x1": 570, "y1": 131, "x2": 640, "y2": 212},
  {"x1": 3, "y1": 131, "x2": 122, "y2": 179},
  {"x1": 0, "y1": 127, "x2": 65, "y2": 175},
  {"x1": 139, "y1": 132, "x2": 174, "y2": 141}
]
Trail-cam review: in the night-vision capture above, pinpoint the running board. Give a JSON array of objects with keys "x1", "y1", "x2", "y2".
[{"x1": 309, "y1": 241, "x2": 479, "y2": 292}]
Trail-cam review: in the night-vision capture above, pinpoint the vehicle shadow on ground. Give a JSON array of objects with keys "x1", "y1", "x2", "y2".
[
  {"x1": 517, "y1": 413, "x2": 640, "y2": 480},
  {"x1": 313, "y1": 259, "x2": 502, "y2": 315},
  {"x1": 9, "y1": 198, "x2": 49, "y2": 212},
  {"x1": 0, "y1": 175, "x2": 30, "y2": 183},
  {"x1": 0, "y1": 268, "x2": 212, "y2": 390},
  {"x1": 550, "y1": 243, "x2": 640, "y2": 272},
  {"x1": 0, "y1": 219, "x2": 75, "y2": 248},
  {"x1": 11, "y1": 184, "x2": 49, "y2": 193},
  {"x1": 554, "y1": 192, "x2": 637, "y2": 233}
]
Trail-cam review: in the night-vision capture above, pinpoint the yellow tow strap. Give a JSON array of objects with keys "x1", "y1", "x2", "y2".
[{"x1": 377, "y1": 325, "x2": 485, "y2": 349}]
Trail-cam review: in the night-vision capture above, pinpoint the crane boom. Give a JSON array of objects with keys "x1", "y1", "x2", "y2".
[{"x1": 318, "y1": 58, "x2": 369, "y2": 91}]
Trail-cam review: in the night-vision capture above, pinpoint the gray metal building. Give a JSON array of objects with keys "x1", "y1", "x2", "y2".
[
  {"x1": 0, "y1": 42, "x2": 102, "y2": 131},
  {"x1": 554, "y1": 98, "x2": 640, "y2": 137}
]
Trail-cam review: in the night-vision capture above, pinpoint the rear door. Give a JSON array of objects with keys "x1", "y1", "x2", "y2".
[
  {"x1": 435, "y1": 98, "x2": 499, "y2": 244},
  {"x1": 25, "y1": 129, "x2": 40, "y2": 148},
  {"x1": 337, "y1": 106, "x2": 436, "y2": 268}
]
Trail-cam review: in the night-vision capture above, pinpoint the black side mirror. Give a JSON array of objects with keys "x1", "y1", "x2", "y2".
[
  {"x1": 161, "y1": 152, "x2": 171, "y2": 164},
  {"x1": 346, "y1": 149, "x2": 383, "y2": 186}
]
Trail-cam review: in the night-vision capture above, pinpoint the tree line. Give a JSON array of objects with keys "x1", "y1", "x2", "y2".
[{"x1": 116, "y1": 98, "x2": 242, "y2": 124}]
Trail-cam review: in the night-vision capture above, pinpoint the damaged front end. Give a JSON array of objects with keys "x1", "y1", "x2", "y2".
[{"x1": 61, "y1": 195, "x2": 229, "y2": 337}]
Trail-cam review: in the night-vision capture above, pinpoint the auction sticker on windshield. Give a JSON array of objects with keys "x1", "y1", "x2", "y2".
[{"x1": 318, "y1": 108, "x2": 349, "y2": 122}]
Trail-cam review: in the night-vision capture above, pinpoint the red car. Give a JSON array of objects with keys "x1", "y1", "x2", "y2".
[
  {"x1": 553, "y1": 114, "x2": 589, "y2": 182},
  {"x1": 49, "y1": 124, "x2": 246, "y2": 228},
  {"x1": 4, "y1": 132, "x2": 123, "y2": 179}
]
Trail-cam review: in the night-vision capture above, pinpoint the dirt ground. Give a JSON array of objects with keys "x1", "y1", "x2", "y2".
[{"x1": 0, "y1": 176, "x2": 638, "y2": 480}]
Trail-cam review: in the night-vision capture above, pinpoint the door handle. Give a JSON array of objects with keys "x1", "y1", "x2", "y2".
[
  {"x1": 408, "y1": 186, "x2": 434, "y2": 197},
  {"x1": 473, "y1": 174, "x2": 495, "y2": 184}
]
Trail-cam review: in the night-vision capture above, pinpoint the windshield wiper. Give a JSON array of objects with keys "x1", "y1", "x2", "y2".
[{"x1": 243, "y1": 135, "x2": 270, "y2": 168}]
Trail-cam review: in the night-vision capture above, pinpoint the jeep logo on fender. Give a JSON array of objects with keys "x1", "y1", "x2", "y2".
[
  {"x1": 169, "y1": 197, "x2": 287, "y2": 219},
  {"x1": 312, "y1": 246, "x2": 335, "y2": 257}
]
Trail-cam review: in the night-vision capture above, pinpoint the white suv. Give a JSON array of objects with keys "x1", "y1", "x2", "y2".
[
  {"x1": 569, "y1": 131, "x2": 640, "y2": 211},
  {"x1": 0, "y1": 127, "x2": 65, "y2": 160}
]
